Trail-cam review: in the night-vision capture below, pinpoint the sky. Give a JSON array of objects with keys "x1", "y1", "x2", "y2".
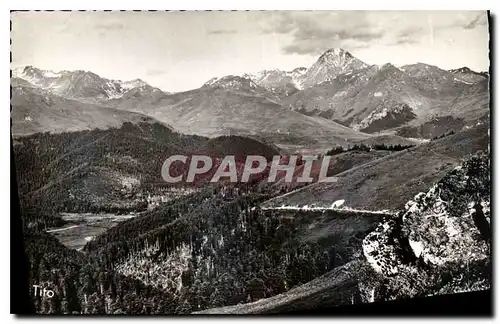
[{"x1": 11, "y1": 11, "x2": 490, "y2": 92}]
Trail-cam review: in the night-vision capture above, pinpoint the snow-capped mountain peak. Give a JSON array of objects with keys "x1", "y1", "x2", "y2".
[
  {"x1": 203, "y1": 75, "x2": 260, "y2": 91},
  {"x1": 299, "y1": 48, "x2": 369, "y2": 88},
  {"x1": 121, "y1": 78, "x2": 149, "y2": 91},
  {"x1": 317, "y1": 48, "x2": 354, "y2": 64},
  {"x1": 13, "y1": 66, "x2": 46, "y2": 83},
  {"x1": 237, "y1": 68, "x2": 307, "y2": 95},
  {"x1": 12, "y1": 66, "x2": 167, "y2": 100}
]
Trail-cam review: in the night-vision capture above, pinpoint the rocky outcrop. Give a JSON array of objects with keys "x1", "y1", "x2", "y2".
[{"x1": 362, "y1": 150, "x2": 491, "y2": 299}]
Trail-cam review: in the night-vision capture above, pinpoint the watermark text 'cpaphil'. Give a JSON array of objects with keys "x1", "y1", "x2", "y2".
[{"x1": 161, "y1": 155, "x2": 338, "y2": 184}]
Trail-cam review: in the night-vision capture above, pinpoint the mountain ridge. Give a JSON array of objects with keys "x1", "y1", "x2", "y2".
[
  {"x1": 12, "y1": 48, "x2": 490, "y2": 142},
  {"x1": 12, "y1": 65, "x2": 171, "y2": 100}
]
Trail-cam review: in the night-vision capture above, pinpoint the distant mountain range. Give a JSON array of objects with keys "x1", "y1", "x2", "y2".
[
  {"x1": 276, "y1": 50, "x2": 489, "y2": 137},
  {"x1": 12, "y1": 66, "x2": 170, "y2": 100},
  {"x1": 11, "y1": 48, "x2": 490, "y2": 146}
]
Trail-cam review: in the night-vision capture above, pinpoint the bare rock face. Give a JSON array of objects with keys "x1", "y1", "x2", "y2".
[{"x1": 362, "y1": 150, "x2": 491, "y2": 299}]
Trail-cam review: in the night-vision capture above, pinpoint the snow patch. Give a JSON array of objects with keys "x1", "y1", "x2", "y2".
[
  {"x1": 121, "y1": 79, "x2": 148, "y2": 91},
  {"x1": 42, "y1": 70, "x2": 61, "y2": 78},
  {"x1": 454, "y1": 78, "x2": 473, "y2": 85}
]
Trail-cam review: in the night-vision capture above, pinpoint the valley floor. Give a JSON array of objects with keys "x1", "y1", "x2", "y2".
[{"x1": 46, "y1": 212, "x2": 138, "y2": 250}]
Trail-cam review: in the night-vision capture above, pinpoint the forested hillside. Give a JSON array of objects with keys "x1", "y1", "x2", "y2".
[
  {"x1": 24, "y1": 229, "x2": 177, "y2": 314},
  {"x1": 79, "y1": 186, "x2": 385, "y2": 313},
  {"x1": 13, "y1": 122, "x2": 282, "y2": 227}
]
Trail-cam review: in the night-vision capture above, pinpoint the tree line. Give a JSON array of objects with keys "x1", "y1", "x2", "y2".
[{"x1": 326, "y1": 143, "x2": 415, "y2": 156}]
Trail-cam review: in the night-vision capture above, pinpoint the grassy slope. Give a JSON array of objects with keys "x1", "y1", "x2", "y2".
[
  {"x1": 354, "y1": 134, "x2": 424, "y2": 147},
  {"x1": 11, "y1": 86, "x2": 163, "y2": 137},
  {"x1": 262, "y1": 124, "x2": 489, "y2": 212},
  {"x1": 267, "y1": 150, "x2": 391, "y2": 192},
  {"x1": 195, "y1": 260, "x2": 367, "y2": 314},
  {"x1": 107, "y1": 86, "x2": 372, "y2": 148}
]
